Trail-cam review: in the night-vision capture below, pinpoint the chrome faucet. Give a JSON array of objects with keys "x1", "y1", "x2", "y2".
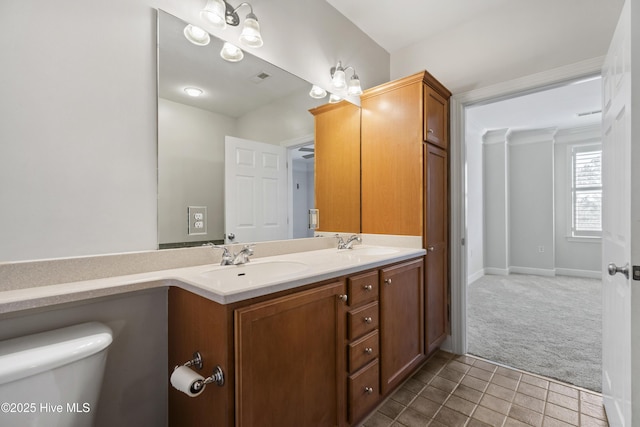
[
  {"x1": 336, "y1": 234, "x2": 362, "y2": 250},
  {"x1": 205, "y1": 243, "x2": 234, "y2": 265},
  {"x1": 232, "y1": 244, "x2": 254, "y2": 265}
]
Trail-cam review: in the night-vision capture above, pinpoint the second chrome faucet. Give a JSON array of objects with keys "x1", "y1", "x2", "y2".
[{"x1": 336, "y1": 234, "x2": 362, "y2": 250}]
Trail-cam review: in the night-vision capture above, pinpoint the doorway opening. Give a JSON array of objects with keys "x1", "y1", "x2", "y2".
[
  {"x1": 463, "y1": 75, "x2": 603, "y2": 392},
  {"x1": 286, "y1": 139, "x2": 315, "y2": 239}
]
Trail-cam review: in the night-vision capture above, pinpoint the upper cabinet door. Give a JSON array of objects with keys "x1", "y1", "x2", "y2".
[{"x1": 424, "y1": 85, "x2": 448, "y2": 149}]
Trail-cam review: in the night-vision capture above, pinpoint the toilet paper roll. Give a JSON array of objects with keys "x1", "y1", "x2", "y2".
[{"x1": 170, "y1": 366, "x2": 206, "y2": 397}]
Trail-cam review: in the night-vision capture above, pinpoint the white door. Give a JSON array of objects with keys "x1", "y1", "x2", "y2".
[
  {"x1": 224, "y1": 136, "x2": 288, "y2": 244},
  {"x1": 601, "y1": 2, "x2": 637, "y2": 426}
]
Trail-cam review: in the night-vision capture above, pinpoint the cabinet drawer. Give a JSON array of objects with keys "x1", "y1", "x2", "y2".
[
  {"x1": 348, "y1": 270, "x2": 379, "y2": 306},
  {"x1": 347, "y1": 301, "x2": 378, "y2": 340},
  {"x1": 348, "y1": 330, "x2": 379, "y2": 373},
  {"x1": 348, "y1": 359, "x2": 380, "y2": 424}
]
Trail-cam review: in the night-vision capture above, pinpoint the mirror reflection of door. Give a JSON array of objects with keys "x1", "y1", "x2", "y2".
[
  {"x1": 224, "y1": 136, "x2": 288, "y2": 244},
  {"x1": 291, "y1": 143, "x2": 315, "y2": 239}
]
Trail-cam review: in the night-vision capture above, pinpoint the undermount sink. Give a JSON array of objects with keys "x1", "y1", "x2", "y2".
[
  {"x1": 200, "y1": 261, "x2": 309, "y2": 282},
  {"x1": 339, "y1": 246, "x2": 400, "y2": 256}
]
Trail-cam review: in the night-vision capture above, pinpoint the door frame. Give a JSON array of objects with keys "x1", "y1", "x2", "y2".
[
  {"x1": 448, "y1": 56, "x2": 605, "y2": 354},
  {"x1": 282, "y1": 134, "x2": 315, "y2": 239}
]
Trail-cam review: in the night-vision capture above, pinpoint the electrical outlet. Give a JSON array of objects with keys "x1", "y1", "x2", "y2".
[{"x1": 188, "y1": 206, "x2": 207, "y2": 235}]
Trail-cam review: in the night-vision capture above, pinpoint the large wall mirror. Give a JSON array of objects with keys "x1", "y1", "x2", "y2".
[{"x1": 158, "y1": 10, "x2": 337, "y2": 248}]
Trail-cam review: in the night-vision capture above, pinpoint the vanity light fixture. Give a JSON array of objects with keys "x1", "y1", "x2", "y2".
[
  {"x1": 309, "y1": 85, "x2": 327, "y2": 99},
  {"x1": 330, "y1": 61, "x2": 363, "y2": 96},
  {"x1": 184, "y1": 87, "x2": 204, "y2": 97},
  {"x1": 328, "y1": 93, "x2": 343, "y2": 104},
  {"x1": 183, "y1": 24, "x2": 211, "y2": 46},
  {"x1": 200, "y1": 0, "x2": 264, "y2": 48},
  {"x1": 220, "y1": 42, "x2": 244, "y2": 62}
]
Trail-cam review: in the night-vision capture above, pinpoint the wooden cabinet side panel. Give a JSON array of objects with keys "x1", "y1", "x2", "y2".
[
  {"x1": 168, "y1": 287, "x2": 234, "y2": 427},
  {"x1": 425, "y1": 145, "x2": 450, "y2": 354},
  {"x1": 314, "y1": 102, "x2": 361, "y2": 233},
  {"x1": 235, "y1": 281, "x2": 346, "y2": 427},
  {"x1": 379, "y1": 259, "x2": 425, "y2": 395},
  {"x1": 361, "y1": 83, "x2": 423, "y2": 236}
]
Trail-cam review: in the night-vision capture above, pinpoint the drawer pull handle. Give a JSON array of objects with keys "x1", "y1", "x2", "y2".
[
  {"x1": 428, "y1": 128, "x2": 434, "y2": 134},
  {"x1": 338, "y1": 294, "x2": 348, "y2": 303},
  {"x1": 363, "y1": 284, "x2": 373, "y2": 291},
  {"x1": 364, "y1": 386, "x2": 374, "y2": 394},
  {"x1": 384, "y1": 278, "x2": 392, "y2": 285},
  {"x1": 364, "y1": 347, "x2": 373, "y2": 355},
  {"x1": 364, "y1": 317, "x2": 373, "y2": 324}
]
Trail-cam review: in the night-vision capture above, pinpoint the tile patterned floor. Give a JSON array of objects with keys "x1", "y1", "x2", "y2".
[{"x1": 361, "y1": 351, "x2": 609, "y2": 427}]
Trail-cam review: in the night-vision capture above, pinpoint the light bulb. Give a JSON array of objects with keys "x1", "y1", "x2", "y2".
[
  {"x1": 309, "y1": 85, "x2": 327, "y2": 99},
  {"x1": 329, "y1": 93, "x2": 342, "y2": 103},
  {"x1": 220, "y1": 42, "x2": 244, "y2": 62},
  {"x1": 347, "y1": 74, "x2": 363, "y2": 96},
  {"x1": 239, "y1": 13, "x2": 263, "y2": 48},
  {"x1": 201, "y1": 0, "x2": 227, "y2": 29},
  {"x1": 183, "y1": 24, "x2": 210, "y2": 46},
  {"x1": 332, "y1": 68, "x2": 346, "y2": 90}
]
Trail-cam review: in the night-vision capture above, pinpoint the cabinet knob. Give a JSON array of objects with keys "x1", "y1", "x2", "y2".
[
  {"x1": 384, "y1": 278, "x2": 392, "y2": 285},
  {"x1": 338, "y1": 294, "x2": 348, "y2": 303},
  {"x1": 364, "y1": 347, "x2": 373, "y2": 355},
  {"x1": 427, "y1": 245, "x2": 435, "y2": 252},
  {"x1": 428, "y1": 128, "x2": 434, "y2": 134},
  {"x1": 362, "y1": 284, "x2": 372, "y2": 291},
  {"x1": 364, "y1": 386, "x2": 374, "y2": 395},
  {"x1": 364, "y1": 316, "x2": 373, "y2": 324}
]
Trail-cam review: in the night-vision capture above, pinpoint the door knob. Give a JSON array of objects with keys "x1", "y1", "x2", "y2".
[
  {"x1": 227, "y1": 232, "x2": 236, "y2": 241},
  {"x1": 607, "y1": 263, "x2": 629, "y2": 279}
]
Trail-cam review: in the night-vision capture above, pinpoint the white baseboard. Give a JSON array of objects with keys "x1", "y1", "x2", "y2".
[
  {"x1": 555, "y1": 268, "x2": 602, "y2": 279},
  {"x1": 467, "y1": 269, "x2": 485, "y2": 284},
  {"x1": 509, "y1": 266, "x2": 556, "y2": 277},
  {"x1": 484, "y1": 267, "x2": 510, "y2": 276}
]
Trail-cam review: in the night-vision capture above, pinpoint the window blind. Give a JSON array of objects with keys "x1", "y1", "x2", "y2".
[{"x1": 572, "y1": 147, "x2": 602, "y2": 236}]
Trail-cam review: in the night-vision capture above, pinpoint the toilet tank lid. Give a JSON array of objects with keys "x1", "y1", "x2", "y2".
[{"x1": 0, "y1": 322, "x2": 113, "y2": 385}]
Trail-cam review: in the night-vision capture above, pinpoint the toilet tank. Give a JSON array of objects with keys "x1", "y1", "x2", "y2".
[{"x1": 0, "y1": 322, "x2": 113, "y2": 427}]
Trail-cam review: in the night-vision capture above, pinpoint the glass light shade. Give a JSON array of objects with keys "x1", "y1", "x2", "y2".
[
  {"x1": 183, "y1": 24, "x2": 210, "y2": 46},
  {"x1": 220, "y1": 42, "x2": 244, "y2": 62},
  {"x1": 239, "y1": 13, "x2": 263, "y2": 48},
  {"x1": 329, "y1": 93, "x2": 342, "y2": 103},
  {"x1": 201, "y1": 0, "x2": 227, "y2": 29},
  {"x1": 309, "y1": 85, "x2": 327, "y2": 99},
  {"x1": 331, "y1": 68, "x2": 347, "y2": 90},
  {"x1": 184, "y1": 87, "x2": 203, "y2": 97},
  {"x1": 347, "y1": 75, "x2": 363, "y2": 96}
]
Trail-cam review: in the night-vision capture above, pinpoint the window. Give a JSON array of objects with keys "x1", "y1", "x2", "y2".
[{"x1": 571, "y1": 144, "x2": 602, "y2": 237}]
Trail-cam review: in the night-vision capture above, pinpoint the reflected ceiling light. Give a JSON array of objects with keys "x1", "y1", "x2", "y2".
[
  {"x1": 309, "y1": 85, "x2": 327, "y2": 99},
  {"x1": 220, "y1": 42, "x2": 244, "y2": 62},
  {"x1": 329, "y1": 93, "x2": 342, "y2": 104},
  {"x1": 330, "y1": 61, "x2": 362, "y2": 96},
  {"x1": 200, "y1": 0, "x2": 263, "y2": 48},
  {"x1": 184, "y1": 87, "x2": 204, "y2": 97},
  {"x1": 184, "y1": 24, "x2": 211, "y2": 46}
]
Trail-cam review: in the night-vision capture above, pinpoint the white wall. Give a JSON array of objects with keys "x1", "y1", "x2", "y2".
[
  {"x1": 465, "y1": 116, "x2": 485, "y2": 282},
  {"x1": 0, "y1": 0, "x2": 389, "y2": 263},
  {"x1": 158, "y1": 98, "x2": 234, "y2": 244},
  {"x1": 508, "y1": 130, "x2": 555, "y2": 274}
]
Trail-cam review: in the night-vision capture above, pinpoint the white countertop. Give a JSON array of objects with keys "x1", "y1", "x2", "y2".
[{"x1": 0, "y1": 245, "x2": 425, "y2": 314}]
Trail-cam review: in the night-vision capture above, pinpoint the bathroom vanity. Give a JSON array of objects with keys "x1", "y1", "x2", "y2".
[{"x1": 167, "y1": 248, "x2": 425, "y2": 427}]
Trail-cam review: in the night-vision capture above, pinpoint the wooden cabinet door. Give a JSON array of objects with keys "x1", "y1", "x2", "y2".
[
  {"x1": 424, "y1": 85, "x2": 448, "y2": 149},
  {"x1": 424, "y1": 144, "x2": 449, "y2": 354},
  {"x1": 235, "y1": 281, "x2": 346, "y2": 427},
  {"x1": 379, "y1": 259, "x2": 425, "y2": 395},
  {"x1": 311, "y1": 101, "x2": 361, "y2": 233},
  {"x1": 361, "y1": 79, "x2": 423, "y2": 236}
]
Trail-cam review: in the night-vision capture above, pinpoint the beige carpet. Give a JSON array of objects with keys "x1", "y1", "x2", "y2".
[{"x1": 467, "y1": 273, "x2": 602, "y2": 392}]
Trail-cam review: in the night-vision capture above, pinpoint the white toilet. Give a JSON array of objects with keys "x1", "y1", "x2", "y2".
[{"x1": 0, "y1": 322, "x2": 113, "y2": 427}]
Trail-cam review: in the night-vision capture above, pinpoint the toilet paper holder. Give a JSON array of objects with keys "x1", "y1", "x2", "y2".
[{"x1": 178, "y1": 351, "x2": 225, "y2": 388}]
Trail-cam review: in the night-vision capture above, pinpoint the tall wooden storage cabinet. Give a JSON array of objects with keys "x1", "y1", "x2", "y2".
[
  {"x1": 361, "y1": 71, "x2": 451, "y2": 354},
  {"x1": 310, "y1": 101, "x2": 361, "y2": 234}
]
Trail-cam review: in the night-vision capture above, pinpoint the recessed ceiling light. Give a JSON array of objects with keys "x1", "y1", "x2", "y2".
[{"x1": 184, "y1": 87, "x2": 203, "y2": 97}]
